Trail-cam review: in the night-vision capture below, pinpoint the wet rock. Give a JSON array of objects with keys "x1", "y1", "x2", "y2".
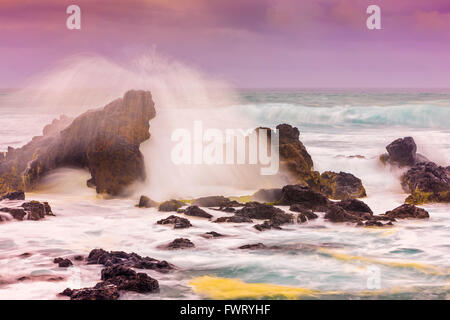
[
  {"x1": 184, "y1": 206, "x2": 213, "y2": 219},
  {"x1": 401, "y1": 162, "x2": 450, "y2": 204},
  {"x1": 0, "y1": 208, "x2": 27, "y2": 220},
  {"x1": 192, "y1": 196, "x2": 240, "y2": 208},
  {"x1": 53, "y1": 257, "x2": 73, "y2": 268},
  {"x1": 289, "y1": 204, "x2": 318, "y2": 220},
  {"x1": 336, "y1": 199, "x2": 373, "y2": 215},
  {"x1": 253, "y1": 221, "x2": 283, "y2": 231},
  {"x1": 384, "y1": 204, "x2": 429, "y2": 219},
  {"x1": 236, "y1": 202, "x2": 286, "y2": 219},
  {"x1": 61, "y1": 285, "x2": 120, "y2": 300},
  {"x1": 324, "y1": 204, "x2": 361, "y2": 223},
  {"x1": 201, "y1": 231, "x2": 225, "y2": 239},
  {"x1": 99, "y1": 265, "x2": 159, "y2": 293},
  {"x1": 319, "y1": 171, "x2": 366, "y2": 200},
  {"x1": 157, "y1": 215, "x2": 192, "y2": 229},
  {"x1": 87, "y1": 249, "x2": 173, "y2": 273},
  {"x1": 0, "y1": 190, "x2": 25, "y2": 201},
  {"x1": 158, "y1": 200, "x2": 184, "y2": 212},
  {"x1": 238, "y1": 243, "x2": 268, "y2": 250},
  {"x1": 214, "y1": 215, "x2": 253, "y2": 223},
  {"x1": 73, "y1": 255, "x2": 84, "y2": 261},
  {"x1": 251, "y1": 188, "x2": 282, "y2": 203},
  {"x1": 21, "y1": 201, "x2": 52, "y2": 220},
  {"x1": 277, "y1": 184, "x2": 329, "y2": 209},
  {"x1": 137, "y1": 195, "x2": 159, "y2": 208},
  {"x1": 383, "y1": 137, "x2": 417, "y2": 167},
  {"x1": 215, "y1": 207, "x2": 236, "y2": 213},
  {"x1": 0, "y1": 90, "x2": 156, "y2": 196},
  {"x1": 297, "y1": 211, "x2": 318, "y2": 223},
  {"x1": 160, "y1": 238, "x2": 195, "y2": 250}
]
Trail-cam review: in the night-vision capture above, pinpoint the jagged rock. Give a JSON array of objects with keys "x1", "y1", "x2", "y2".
[
  {"x1": 53, "y1": 257, "x2": 73, "y2": 268},
  {"x1": 319, "y1": 171, "x2": 366, "y2": 200},
  {"x1": 336, "y1": 199, "x2": 373, "y2": 215},
  {"x1": 100, "y1": 265, "x2": 159, "y2": 293},
  {"x1": 401, "y1": 162, "x2": 450, "y2": 204},
  {"x1": 0, "y1": 90, "x2": 156, "y2": 196},
  {"x1": 184, "y1": 206, "x2": 213, "y2": 219},
  {"x1": 61, "y1": 285, "x2": 120, "y2": 300},
  {"x1": 324, "y1": 204, "x2": 362, "y2": 223},
  {"x1": 0, "y1": 191, "x2": 25, "y2": 201},
  {"x1": 158, "y1": 200, "x2": 184, "y2": 212},
  {"x1": 214, "y1": 207, "x2": 236, "y2": 213},
  {"x1": 238, "y1": 243, "x2": 268, "y2": 250},
  {"x1": 276, "y1": 184, "x2": 329, "y2": 209},
  {"x1": 252, "y1": 188, "x2": 282, "y2": 203},
  {"x1": 384, "y1": 204, "x2": 429, "y2": 219},
  {"x1": 0, "y1": 208, "x2": 27, "y2": 220},
  {"x1": 157, "y1": 215, "x2": 192, "y2": 229},
  {"x1": 0, "y1": 200, "x2": 53, "y2": 221},
  {"x1": 87, "y1": 249, "x2": 173, "y2": 273},
  {"x1": 253, "y1": 221, "x2": 283, "y2": 231},
  {"x1": 192, "y1": 196, "x2": 240, "y2": 207},
  {"x1": 236, "y1": 202, "x2": 286, "y2": 220},
  {"x1": 137, "y1": 195, "x2": 159, "y2": 208},
  {"x1": 288, "y1": 204, "x2": 318, "y2": 222},
  {"x1": 380, "y1": 137, "x2": 429, "y2": 167},
  {"x1": 160, "y1": 238, "x2": 195, "y2": 250},
  {"x1": 215, "y1": 215, "x2": 253, "y2": 223}
]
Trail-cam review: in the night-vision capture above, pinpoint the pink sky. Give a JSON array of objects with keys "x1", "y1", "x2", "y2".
[{"x1": 0, "y1": 0, "x2": 449, "y2": 88}]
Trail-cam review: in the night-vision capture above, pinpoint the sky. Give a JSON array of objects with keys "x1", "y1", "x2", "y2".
[{"x1": 0, "y1": 0, "x2": 449, "y2": 89}]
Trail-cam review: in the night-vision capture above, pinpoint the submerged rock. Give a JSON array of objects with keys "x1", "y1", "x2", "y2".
[
  {"x1": 157, "y1": 215, "x2": 192, "y2": 229},
  {"x1": 201, "y1": 231, "x2": 225, "y2": 239},
  {"x1": 401, "y1": 162, "x2": 450, "y2": 204},
  {"x1": 384, "y1": 204, "x2": 429, "y2": 219},
  {"x1": 137, "y1": 195, "x2": 159, "y2": 208},
  {"x1": 160, "y1": 238, "x2": 195, "y2": 250},
  {"x1": 0, "y1": 90, "x2": 156, "y2": 196},
  {"x1": 192, "y1": 196, "x2": 240, "y2": 208},
  {"x1": 319, "y1": 171, "x2": 366, "y2": 200},
  {"x1": 158, "y1": 200, "x2": 184, "y2": 212},
  {"x1": 53, "y1": 257, "x2": 73, "y2": 268},
  {"x1": 184, "y1": 206, "x2": 213, "y2": 219},
  {"x1": 215, "y1": 215, "x2": 253, "y2": 223}
]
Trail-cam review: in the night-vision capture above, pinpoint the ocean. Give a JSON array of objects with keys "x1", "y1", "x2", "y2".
[{"x1": 0, "y1": 89, "x2": 449, "y2": 299}]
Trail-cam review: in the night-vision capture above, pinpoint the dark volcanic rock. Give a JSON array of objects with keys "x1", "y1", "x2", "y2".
[
  {"x1": 238, "y1": 243, "x2": 268, "y2": 250},
  {"x1": 100, "y1": 265, "x2": 159, "y2": 293},
  {"x1": 252, "y1": 188, "x2": 282, "y2": 203},
  {"x1": 201, "y1": 231, "x2": 225, "y2": 239},
  {"x1": 336, "y1": 199, "x2": 373, "y2": 215},
  {"x1": 253, "y1": 220, "x2": 283, "y2": 231},
  {"x1": 137, "y1": 195, "x2": 159, "y2": 208},
  {"x1": 324, "y1": 204, "x2": 362, "y2": 223},
  {"x1": 160, "y1": 238, "x2": 195, "y2": 250},
  {"x1": 214, "y1": 215, "x2": 253, "y2": 223},
  {"x1": 158, "y1": 200, "x2": 184, "y2": 212},
  {"x1": 236, "y1": 202, "x2": 285, "y2": 220},
  {"x1": 0, "y1": 207, "x2": 27, "y2": 220},
  {"x1": 0, "y1": 191, "x2": 25, "y2": 201},
  {"x1": 277, "y1": 184, "x2": 329, "y2": 209},
  {"x1": 214, "y1": 207, "x2": 236, "y2": 213},
  {"x1": 384, "y1": 204, "x2": 429, "y2": 219},
  {"x1": 61, "y1": 285, "x2": 120, "y2": 300},
  {"x1": 87, "y1": 249, "x2": 173, "y2": 273},
  {"x1": 184, "y1": 206, "x2": 213, "y2": 219},
  {"x1": 385, "y1": 137, "x2": 417, "y2": 166},
  {"x1": 401, "y1": 162, "x2": 450, "y2": 204},
  {"x1": 0, "y1": 90, "x2": 156, "y2": 196},
  {"x1": 319, "y1": 171, "x2": 366, "y2": 200},
  {"x1": 289, "y1": 204, "x2": 318, "y2": 222},
  {"x1": 157, "y1": 215, "x2": 192, "y2": 229},
  {"x1": 192, "y1": 196, "x2": 240, "y2": 208},
  {"x1": 1, "y1": 200, "x2": 52, "y2": 221},
  {"x1": 53, "y1": 257, "x2": 73, "y2": 268}
]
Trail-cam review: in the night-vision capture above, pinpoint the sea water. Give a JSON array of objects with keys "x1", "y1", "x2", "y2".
[{"x1": 0, "y1": 89, "x2": 449, "y2": 299}]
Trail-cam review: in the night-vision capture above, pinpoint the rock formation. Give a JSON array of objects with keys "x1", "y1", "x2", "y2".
[{"x1": 0, "y1": 90, "x2": 156, "y2": 196}]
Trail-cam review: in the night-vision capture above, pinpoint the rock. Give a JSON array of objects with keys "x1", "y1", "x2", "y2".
[
  {"x1": 137, "y1": 195, "x2": 159, "y2": 208},
  {"x1": 276, "y1": 184, "x2": 329, "y2": 209},
  {"x1": 384, "y1": 204, "x2": 429, "y2": 219},
  {"x1": 87, "y1": 249, "x2": 173, "y2": 273},
  {"x1": 401, "y1": 162, "x2": 450, "y2": 204},
  {"x1": 156, "y1": 215, "x2": 192, "y2": 229},
  {"x1": 201, "y1": 231, "x2": 225, "y2": 239},
  {"x1": 253, "y1": 221, "x2": 283, "y2": 231},
  {"x1": 21, "y1": 201, "x2": 52, "y2": 220},
  {"x1": 236, "y1": 202, "x2": 286, "y2": 220},
  {"x1": 362, "y1": 220, "x2": 385, "y2": 227},
  {"x1": 384, "y1": 137, "x2": 417, "y2": 166},
  {"x1": 214, "y1": 207, "x2": 236, "y2": 213},
  {"x1": 251, "y1": 188, "x2": 282, "y2": 203},
  {"x1": 158, "y1": 200, "x2": 184, "y2": 212},
  {"x1": 238, "y1": 243, "x2": 268, "y2": 250},
  {"x1": 214, "y1": 215, "x2": 253, "y2": 223},
  {"x1": 160, "y1": 238, "x2": 195, "y2": 250},
  {"x1": 61, "y1": 285, "x2": 120, "y2": 300},
  {"x1": 336, "y1": 199, "x2": 373, "y2": 215},
  {"x1": 288, "y1": 204, "x2": 318, "y2": 221},
  {"x1": 99, "y1": 265, "x2": 159, "y2": 293},
  {"x1": 319, "y1": 171, "x2": 366, "y2": 200},
  {"x1": 324, "y1": 204, "x2": 362, "y2": 223},
  {"x1": 192, "y1": 196, "x2": 240, "y2": 208},
  {"x1": 53, "y1": 257, "x2": 73, "y2": 268},
  {"x1": 0, "y1": 208, "x2": 27, "y2": 220},
  {"x1": 0, "y1": 191, "x2": 25, "y2": 201},
  {"x1": 0, "y1": 90, "x2": 156, "y2": 196},
  {"x1": 184, "y1": 206, "x2": 213, "y2": 219}
]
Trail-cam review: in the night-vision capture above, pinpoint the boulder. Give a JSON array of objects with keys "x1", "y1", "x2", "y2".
[
  {"x1": 0, "y1": 208, "x2": 27, "y2": 220},
  {"x1": 276, "y1": 184, "x2": 329, "y2": 209},
  {"x1": 184, "y1": 206, "x2": 213, "y2": 219},
  {"x1": 53, "y1": 257, "x2": 73, "y2": 268},
  {"x1": 156, "y1": 215, "x2": 192, "y2": 229},
  {"x1": 160, "y1": 238, "x2": 195, "y2": 250},
  {"x1": 0, "y1": 200, "x2": 53, "y2": 221},
  {"x1": 401, "y1": 162, "x2": 450, "y2": 204},
  {"x1": 192, "y1": 196, "x2": 240, "y2": 207},
  {"x1": 201, "y1": 231, "x2": 225, "y2": 239},
  {"x1": 380, "y1": 137, "x2": 429, "y2": 167},
  {"x1": 137, "y1": 195, "x2": 159, "y2": 208},
  {"x1": 158, "y1": 200, "x2": 184, "y2": 212},
  {"x1": 61, "y1": 285, "x2": 120, "y2": 300},
  {"x1": 0, "y1": 90, "x2": 156, "y2": 196},
  {"x1": 324, "y1": 204, "x2": 362, "y2": 223},
  {"x1": 319, "y1": 171, "x2": 366, "y2": 200},
  {"x1": 384, "y1": 204, "x2": 429, "y2": 219},
  {"x1": 215, "y1": 215, "x2": 253, "y2": 223},
  {"x1": 336, "y1": 199, "x2": 373, "y2": 215},
  {"x1": 100, "y1": 265, "x2": 159, "y2": 293}
]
